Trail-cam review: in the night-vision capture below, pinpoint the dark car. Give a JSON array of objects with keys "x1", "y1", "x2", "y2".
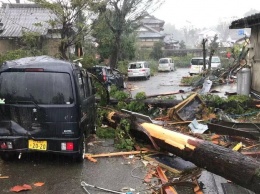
[
  {"x1": 87, "y1": 65, "x2": 125, "y2": 90},
  {"x1": 0, "y1": 56, "x2": 96, "y2": 162}
]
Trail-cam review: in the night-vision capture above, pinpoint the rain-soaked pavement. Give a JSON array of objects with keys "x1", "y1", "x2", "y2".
[{"x1": 0, "y1": 68, "x2": 242, "y2": 194}]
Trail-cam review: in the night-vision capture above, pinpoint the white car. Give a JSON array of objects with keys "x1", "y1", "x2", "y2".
[
  {"x1": 189, "y1": 57, "x2": 208, "y2": 76},
  {"x1": 158, "y1": 58, "x2": 175, "y2": 72},
  {"x1": 127, "y1": 61, "x2": 151, "y2": 80}
]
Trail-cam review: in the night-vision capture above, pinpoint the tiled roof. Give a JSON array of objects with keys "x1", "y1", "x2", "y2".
[
  {"x1": 140, "y1": 15, "x2": 164, "y2": 25},
  {"x1": 229, "y1": 13, "x2": 260, "y2": 29},
  {"x1": 0, "y1": 3, "x2": 59, "y2": 38},
  {"x1": 137, "y1": 25, "x2": 165, "y2": 38}
]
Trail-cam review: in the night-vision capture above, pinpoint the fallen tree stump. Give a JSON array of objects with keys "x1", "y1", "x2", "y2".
[{"x1": 105, "y1": 111, "x2": 260, "y2": 193}]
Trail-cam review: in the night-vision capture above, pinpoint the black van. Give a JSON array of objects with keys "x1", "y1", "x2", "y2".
[{"x1": 0, "y1": 56, "x2": 96, "y2": 162}]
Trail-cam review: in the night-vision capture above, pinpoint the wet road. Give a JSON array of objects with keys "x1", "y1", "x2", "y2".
[
  {"x1": 0, "y1": 68, "x2": 190, "y2": 194},
  {"x1": 126, "y1": 68, "x2": 191, "y2": 98}
]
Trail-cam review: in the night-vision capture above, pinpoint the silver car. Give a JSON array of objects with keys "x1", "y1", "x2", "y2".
[
  {"x1": 127, "y1": 61, "x2": 151, "y2": 80},
  {"x1": 158, "y1": 58, "x2": 175, "y2": 72}
]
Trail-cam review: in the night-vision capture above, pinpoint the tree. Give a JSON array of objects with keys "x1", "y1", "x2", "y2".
[
  {"x1": 150, "y1": 41, "x2": 164, "y2": 60},
  {"x1": 92, "y1": 0, "x2": 164, "y2": 68},
  {"x1": 179, "y1": 40, "x2": 186, "y2": 49},
  {"x1": 207, "y1": 35, "x2": 219, "y2": 71},
  {"x1": 31, "y1": 0, "x2": 93, "y2": 60}
]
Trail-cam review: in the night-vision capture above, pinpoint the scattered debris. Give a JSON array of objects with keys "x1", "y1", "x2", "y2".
[
  {"x1": 33, "y1": 182, "x2": 45, "y2": 187},
  {"x1": 232, "y1": 142, "x2": 243, "y2": 151},
  {"x1": 188, "y1": 119, "x2": 208, "y2": 134},
  {"x1": 104, "y1": 110, "x2": 260, "y2": 193},
  {"x1": 168, "y1": 93, "x2": 206, "y2": 121},
  {"x1": 10, "y1": 184, "x2": 32, "y2": 192},
  {"x1": 200, "y1": 79, "x2": 212, "y2": 94},
  {"x1": 81, "y1": 181, "x2": 128, "y2": 194}
]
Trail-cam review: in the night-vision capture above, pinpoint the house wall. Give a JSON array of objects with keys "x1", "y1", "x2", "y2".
[
  {"x1": 0, "y1": 38, "x2": 61, "y2": 57},
  {"x1": 250, "y1": 26, "x2": 260, "y2": 93},
  {"x1": 0, "y1": 39, "x2": 18, "y2": 54},
  {"x1": 43, "y1": 39, "x2": 61, "y2": 57},
  {"x1": 137, "y1": 38, "x2": 163, "y2": 48}
]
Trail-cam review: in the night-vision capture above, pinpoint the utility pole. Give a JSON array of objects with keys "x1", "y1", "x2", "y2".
[{"x1": 202, "y1": 38, "x2": 208, "y2": 72}]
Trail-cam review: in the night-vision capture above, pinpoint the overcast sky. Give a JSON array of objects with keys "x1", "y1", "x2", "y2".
[{"x1": 153, "y1": 0, "x2": 259, "y2": 29}]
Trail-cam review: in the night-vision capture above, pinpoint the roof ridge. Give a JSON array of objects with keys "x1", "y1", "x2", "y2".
[{"x1": 2, "y1": 3, "x2": 43, "y2": 9}]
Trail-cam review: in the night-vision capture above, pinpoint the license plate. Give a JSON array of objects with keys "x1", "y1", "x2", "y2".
[{"x1": 28, "y1": 140, "x2": 47, "y2": 150}]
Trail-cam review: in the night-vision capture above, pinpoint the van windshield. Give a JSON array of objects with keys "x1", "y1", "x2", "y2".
[
  {"x1": 0, "y1": 72, "x2": 73, "y2": 104},
  {"x1": 129, "y1": 63, "x2": 143, "y2": 69}
]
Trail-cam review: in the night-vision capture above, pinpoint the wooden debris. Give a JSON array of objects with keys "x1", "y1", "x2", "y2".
[
  {"x1": 242, "y1": 144, "x2": 260, "y2": 150},
  {"x1": 85, "y1": 150, "x2": 153, "y2": 158},
  {"x1": 156, "y1": 166, "x2": 178, "y2": 194},
  {"x1": 0, "y1": 176, "x2": 9, "y2": 179}
]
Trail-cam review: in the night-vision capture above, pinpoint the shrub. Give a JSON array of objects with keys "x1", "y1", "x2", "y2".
[{"x1": 0, "y1": 49, "x2": 31, "y2": 67}]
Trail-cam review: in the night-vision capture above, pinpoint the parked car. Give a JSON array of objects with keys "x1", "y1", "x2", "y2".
[
  {"x1": 0, "y1": 56, "x2": 96, "y2": 162},
  {"x1": 207, "y1": 56, "x2": 221, "y2": 69},
  {"x1": 87, "y1": 65, "x2": 125, "y2": 90},
  {"x1": 127, "y1": 61, "x2": 151, "y2": 80},
  {"x1": 189, "y1": 57, "x2": 209, "y2": 76},
  {"x1": 158, "y1": 58, "x2": 175, "y2": 72}
]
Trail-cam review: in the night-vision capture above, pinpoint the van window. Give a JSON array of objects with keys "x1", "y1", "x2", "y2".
[
  {"x1": 0, "y1": 72, "x2": 73, "y2": 104},
  {"x1": 76, "y1": 72, "x2": 85, "y2": 100}
]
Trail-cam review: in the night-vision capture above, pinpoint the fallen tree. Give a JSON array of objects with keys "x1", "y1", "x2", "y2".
[
  {"x1": 105, "y1": 110, "x2": 260, "y2": 193},
  {"x1": 96, "y1": 97, "x2": 182, "y2": 108}
]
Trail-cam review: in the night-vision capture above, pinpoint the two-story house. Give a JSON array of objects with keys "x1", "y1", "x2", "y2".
[{"x1": 136, "y1": 15, "x2": 165, "y2": 48}]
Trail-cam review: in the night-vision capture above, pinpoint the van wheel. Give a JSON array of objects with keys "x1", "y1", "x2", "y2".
[
  {"x1": 190, "y1": 73, "x2": 193, "y2": 76},
  {"x1": 74, "y1": 134, "x2": 86, "y2": 163},
  {"x1": 0, "y1": 152, "x2": 17, "y2": 161}
]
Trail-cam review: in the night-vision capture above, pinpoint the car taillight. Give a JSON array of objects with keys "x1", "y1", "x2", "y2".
[
  {"x1": 128, "y1": 70, "x2": 132, "y2": 72},
  {"x1": 61, "y1": 142, "x2": 74, "y2": 151},
  {"x1": 140, "y1": 69, "x2": 146, "y2": 71},
  {"x1": 0, "y1": 142, "x2": 13, "y2": 149}
]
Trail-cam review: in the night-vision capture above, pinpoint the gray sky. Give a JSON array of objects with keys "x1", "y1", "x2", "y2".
[{"x1": 153, "y1": 0, "x2": 259, "y2": 29}]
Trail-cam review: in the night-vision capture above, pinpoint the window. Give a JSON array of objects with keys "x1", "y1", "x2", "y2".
[
  {"x1": 159, "y1": 59, "x2": 169, "y2": 63},
  {"x1": 129, "y1": 63, "x2": 143, "y2": 69}
]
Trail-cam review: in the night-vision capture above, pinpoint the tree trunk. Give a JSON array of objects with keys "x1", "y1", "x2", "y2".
[
  {"x1": 110, "y1": 32, "x2": 121, "y2": 69},
  {"x1": 105, "y1": 111, "x2": 260, "y2": 193}
]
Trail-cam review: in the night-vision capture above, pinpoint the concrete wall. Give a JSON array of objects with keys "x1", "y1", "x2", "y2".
[{"x1": 250, "y1": 26, "x2": 260, "y2": 92}]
